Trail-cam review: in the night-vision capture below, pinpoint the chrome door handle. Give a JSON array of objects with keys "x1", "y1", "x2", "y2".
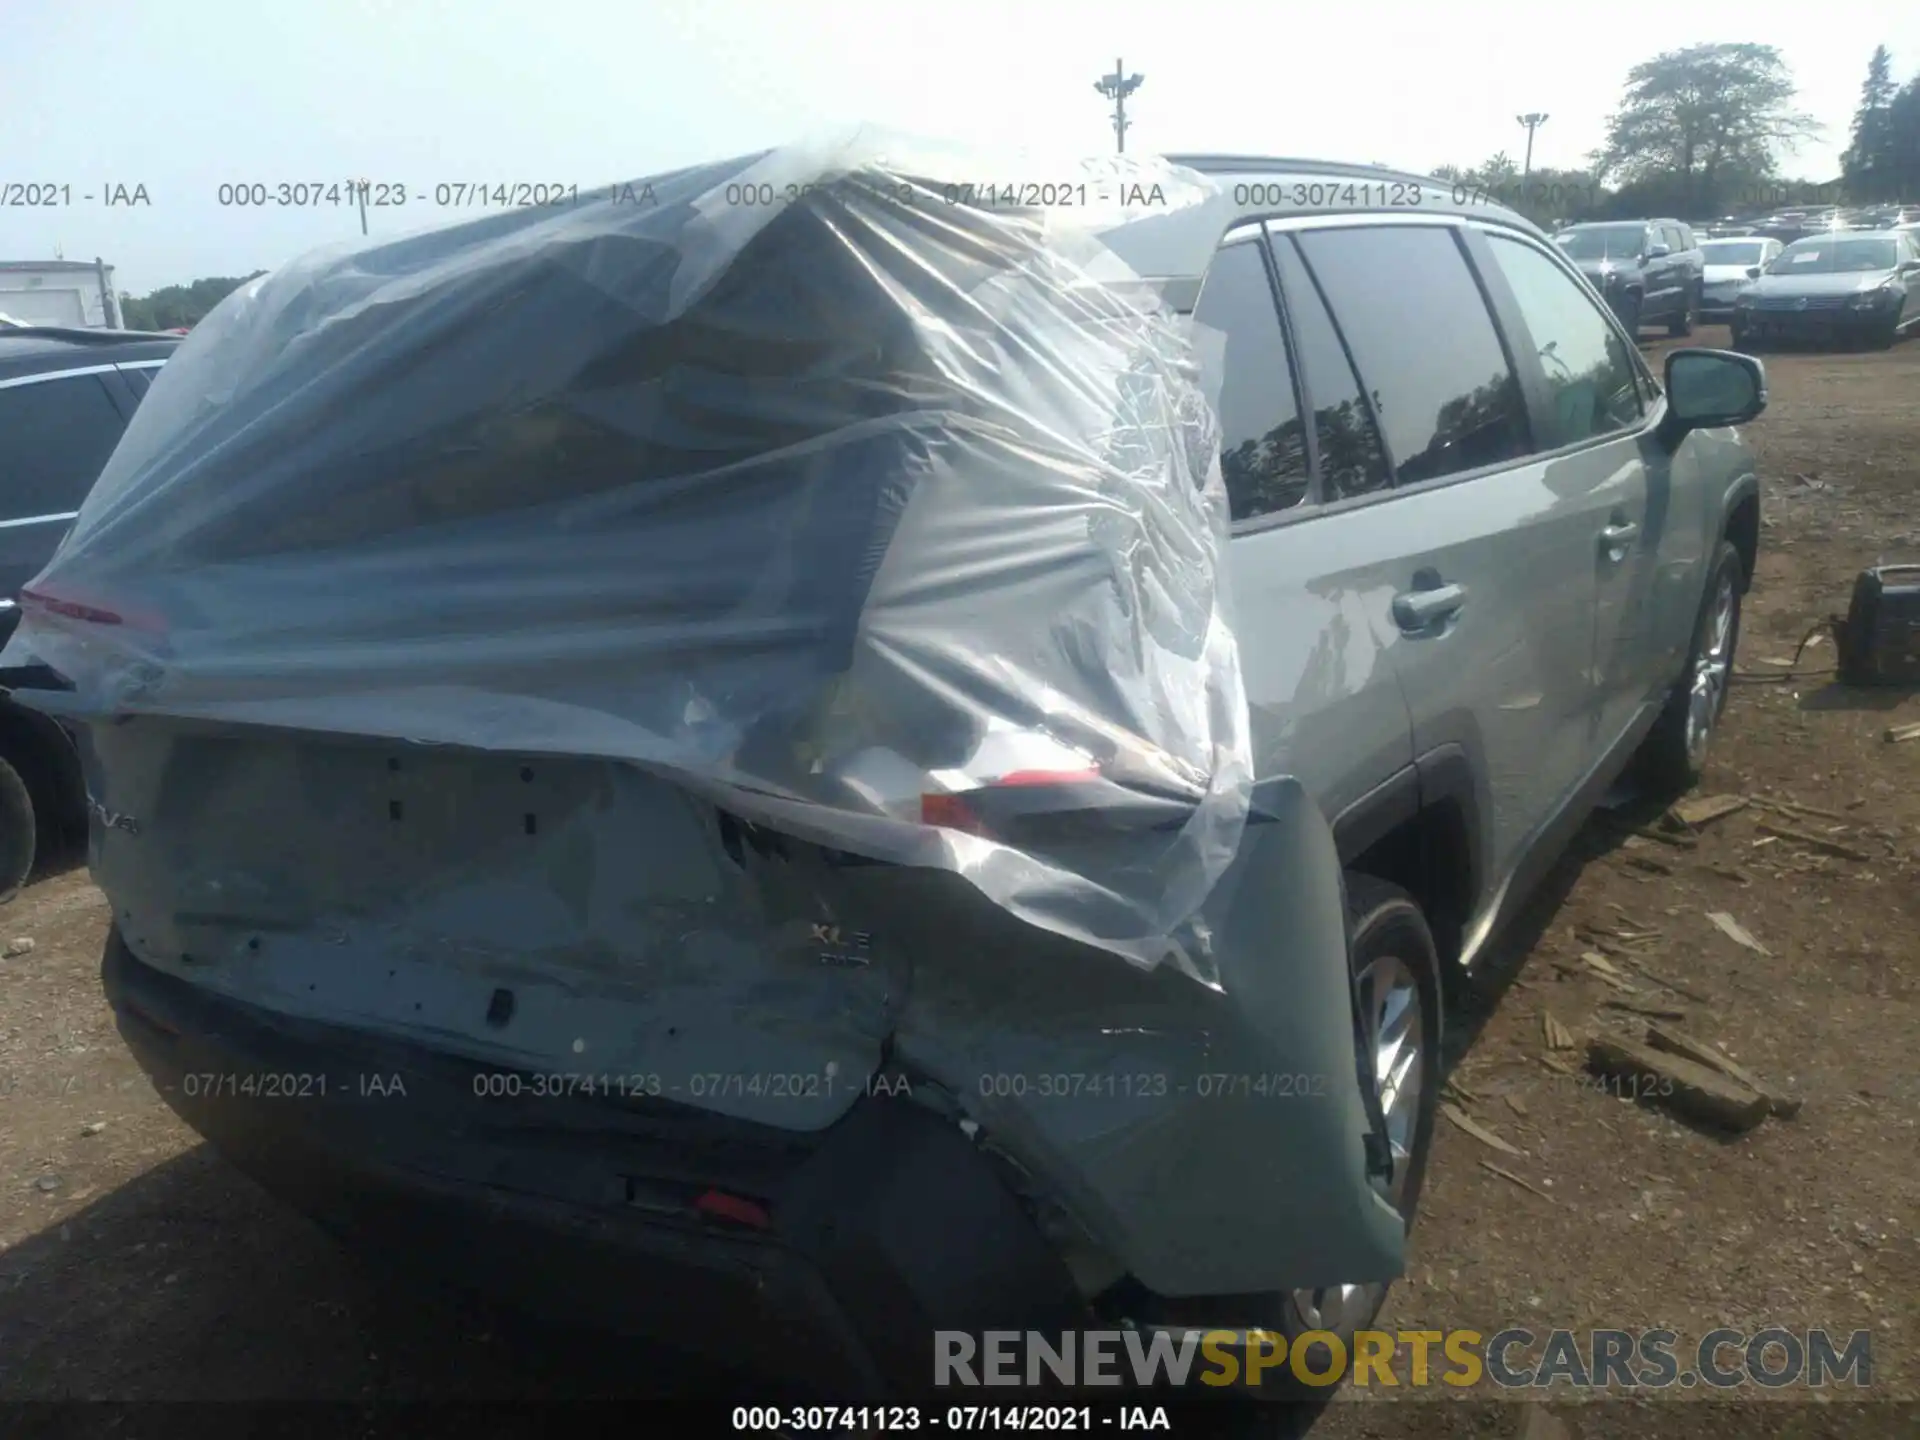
[
  {"x1": 1392, "y1": 583, "x2": 1467, "y2": 631},
  {"x1": 1600, "y1": 520, "x2": 1640, "y2": 546}
]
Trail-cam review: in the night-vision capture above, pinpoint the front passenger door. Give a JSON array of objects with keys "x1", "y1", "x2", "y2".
[{"x1": 1474, "y1": 228, "x2": 1707, "y2": 754}]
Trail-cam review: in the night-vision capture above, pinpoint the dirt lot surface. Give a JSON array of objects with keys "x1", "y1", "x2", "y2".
[{"x1": 1, "y1": 324, "x2": 1916, "y2": 1439}]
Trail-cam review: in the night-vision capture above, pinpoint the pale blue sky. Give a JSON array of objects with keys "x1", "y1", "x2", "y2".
[{"x1": 5, "y1": 0, "x2": 1916, "y2": 294}]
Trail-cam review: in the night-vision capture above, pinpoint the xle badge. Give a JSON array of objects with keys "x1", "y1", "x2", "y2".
[
  {"x1": 811, "y1": 922, "x2": 873, "y2": 968},
  {"x1": 86, "y1": 795, "x2": 140, "y2": 835}
]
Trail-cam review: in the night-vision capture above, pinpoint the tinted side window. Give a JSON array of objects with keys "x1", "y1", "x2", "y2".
[
  {"x1": 1484, "y1": 234, "x2": 1643, "y2": 447},
  {"x1": 1267, "y1": 235, "x2": 1391, "y2": 501},
  {"x1": 1191, "y1": 241, "x2": 1308, "y2": 521},
  {"x1": 0, "y1": 372, "x2": 129, "y2": 517},
  {"x1": 118, "y1": 365, "x2": 156, "y2": 398},
  {"x1": 1295, "y1": 226, "x2": 1530, "y2": 487}
]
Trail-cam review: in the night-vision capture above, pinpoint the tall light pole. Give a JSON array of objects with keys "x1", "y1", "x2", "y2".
[
  {"x1": 1516, "y1": 113, "x2": 1549, "y2": 182},
  {"x1": 1094, "y1": 60, "x2": 1145, "y2": 154}
]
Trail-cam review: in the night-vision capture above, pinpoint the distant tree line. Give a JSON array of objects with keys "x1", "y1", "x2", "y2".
[
  {"x1": 1438, "y1": 41, "x2": 1920, "y2": 224},
  {"x1": 120, "y1": 272, "x2": 264, "y2": 331},
  {"x1": 1841, "y1": 45, "x2": 1920, "y2": 202}
]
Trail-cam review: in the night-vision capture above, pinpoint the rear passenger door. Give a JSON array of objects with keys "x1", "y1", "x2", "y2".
[
  {"x1": 1188, "y1": 229, "x2": 1415, "y2": 832},
  {"x1": 0, "y1": 366, "x2": 135, "y2": 605},
  {"x1": 1272, "y1": 218, "x2": 1612, "y2": 931}
]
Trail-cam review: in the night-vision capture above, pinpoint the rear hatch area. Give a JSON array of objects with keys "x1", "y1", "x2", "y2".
[{"x1": 86, "y1": 716, "x2": 903, "y2": 1132}]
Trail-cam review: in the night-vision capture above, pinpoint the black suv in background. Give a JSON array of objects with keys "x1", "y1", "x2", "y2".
[
  {"x1": 0, "y1": 326, "x2": 179, "y2": 898},
  {"x1": 1552, "y1": 219, "x2": 1705, "y2": 338}
]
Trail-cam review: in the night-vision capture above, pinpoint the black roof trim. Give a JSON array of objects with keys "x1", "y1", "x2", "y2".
[{"x1": 0, "y1": 325, "x2": 182, "y2": 345}]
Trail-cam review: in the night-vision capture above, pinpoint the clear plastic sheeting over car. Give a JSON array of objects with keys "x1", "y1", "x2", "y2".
[{"x1": 4, "y1": 129, "x2": 1252, "y2": 977}]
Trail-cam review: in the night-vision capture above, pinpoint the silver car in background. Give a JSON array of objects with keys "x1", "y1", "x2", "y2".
[
  {"x1": 1732, "y1": 230, "x2": 1920, "y2": 351},
  {"x1": 1698, "y1": 236, "x2": 1782, "y2": 321}
]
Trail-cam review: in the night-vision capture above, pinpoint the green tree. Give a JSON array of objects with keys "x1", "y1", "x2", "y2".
[
  {"x1": 120, "y1": 272, "x2": 265, "y2": 331},
  {"x1": 1887, "y1": 75, "x2": 1920, "y2": 200},
  {"x1": 1841, "y1": 46, "x2": 1901, "y2": 201},
  {"x1": 1593, "y1": 43, "x2": 1819, "y2": 215}
]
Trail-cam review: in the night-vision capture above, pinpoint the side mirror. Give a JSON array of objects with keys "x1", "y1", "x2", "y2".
[
  {"x1": 1901, "y1": 259, "x2": 1920, "y2": 275},
  {"x1": 1746, "y1": 266, "x2": 1763, "y2": 279},
  {"x1": 1646, "y1": 243, "x2": 1672, "y2": 259},
  {"x1": 1661, "y1": 349, "x2": 1767, "y2": 442}
]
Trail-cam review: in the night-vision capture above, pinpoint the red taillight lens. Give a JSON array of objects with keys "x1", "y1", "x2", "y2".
[
  {"x1": 980, "y1": 768, "x2": 1102, "y2": 787},
  {"x1": 693, "y1": 1189, "x2": 770, "y2": 1229},
  {"x1": 921, "y1": 792, "x2": 990, "y2": 834},
  {"x1": 20, "y1": 587, "x2": 122, "y2": 625},
  {"x1": 19, "y1": 586, "x2": 166, "y2": 634}
]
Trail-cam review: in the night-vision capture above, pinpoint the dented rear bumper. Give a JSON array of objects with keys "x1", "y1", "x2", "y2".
[{"x1": 103, "y1": 929, "x2": 1094, "y2": 1391}]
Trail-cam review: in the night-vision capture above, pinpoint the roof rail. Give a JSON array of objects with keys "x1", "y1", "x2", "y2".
[
  {"x1": 0, "y1": 325, "x2": 180, "y2": 344},
  {"x1": 1163, "y1": 153, "x2": 1445, "y2": 189}
]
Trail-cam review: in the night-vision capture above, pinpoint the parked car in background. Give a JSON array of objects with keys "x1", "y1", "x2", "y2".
[
  {"x1": 10, "y1": 154, "x2": 1770, "y2": 1399},
  {"x1": 0, "y1": 325, "x2": 179, "y2": 898},
  {"x1": 1552, "y1": 219, "x2": 1705, "y2": 336},
  {"x1": 1698, "y1": 236, "x2": 1784, "y2": 322},
  {"x1": 1732, "y1": 230, "x2": 1920, "y2": 351}
]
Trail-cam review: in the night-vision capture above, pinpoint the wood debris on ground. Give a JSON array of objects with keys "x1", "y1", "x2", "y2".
[
  {"x1": 1442, "y1": 1102, "x2": 1527, "y2": 1156},
  {"x1": 1625, "y1": 960, "x2": 1713, "y2": 1005},
  {"x1": 1541, "y1": 1012, "x2": 1580, "y2": 1051},
  {"x1": 1882, "y1": 721, "x2": 1920, "y2": 743},
  {"x1": 1602, "y1": 1000, "x2": 1689, "y2": 1021},
  {"x1": 1584, "y1": 1035, "x2": 1772, "y2": 1132},
  {"x1": 1668, "y1": 794, "x2": 1750, "y2": 830},
  {"x1": 1481, "y1": 1160, "x2": 1555, "y2": 1204},
  {"x1": 1643, "y1": 1023, "x2": 1803, "y2": 1119},
  {"x1": 1753, "y1": 820, "x2": 1875, "y2": 863},
  {"x1": 1706, "y1": 910, "x2": 1770, "y2": 956}
]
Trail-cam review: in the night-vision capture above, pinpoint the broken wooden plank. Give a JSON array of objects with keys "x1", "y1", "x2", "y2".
[
  {"x1": 1621, "y1": 960, "x2": 1712, "y2": 1005},
  {"x1": 1541, "y1": 1013, "x2": 1580, "y2": 1051},
  {"x1": 1441, "y1": 1102, "x2": 1527, "y2": 1156},
  {"x1": 1584, "y1": 1035, "x2": 1771, "y2": 1132},
  {"x1": 1644, "y1": 1024, "x2": 1803, "y2": 1119},
  {"x1": 1624, "y1": 853, "x2": 1673, "y2": 875},
  {"x1": 1580, "y1": 951, "x2": 1625, "y2": 977},
  {"x1": 1480, "y1": 1160, "x2": 1555, "y2": 1204},
  {"x1": 1702, "y1": 863, "x2": 1753, "y2": 885},
  {"x1": 1670, "y1": 794, "x2": 1749, "y2": 829},
  {"x1": 1753, "y1": 821, "x2": 1875, "y2": 863},
  {"x1": 1602, "y1": 1000, "x2": 1689, "y2": 1021},
  {"x1": 1504, "y1": 1092, "x2": 1529, "y2": 1117},
  {"x1": 1706, "y1": 910, "x2": 1770, "y2": 956},
  {"x1": 1752, "y1": 795, "x2": 1858, "y2": 823},
  {"x1": 1539, "y1": 1052, "x2": 1578, "y2": 1077},
  {"x1": 1632, "y1": 826, "x2": 1699, "y2": 849},
  {"x1": 1882, "y1": 721, "x2": 1920, "y2": 744}
]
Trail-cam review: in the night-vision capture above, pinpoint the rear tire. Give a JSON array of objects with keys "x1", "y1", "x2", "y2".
[
  {"x1": 1617, "y1": 290, "x2": 1643, "y2": 340},
  {"x1": 1633, "y1": 539, "x2": 1744, "y2": 796},
  {"x1": 0, "y1": 755, "x2": 36, "y2": 905},
  {"x1": 1667, "y1": 284, "x2": 1696, "y2": 337},
  {"x1": 1245, "y1": 874, "x2": 1442, "y2": 1400}
]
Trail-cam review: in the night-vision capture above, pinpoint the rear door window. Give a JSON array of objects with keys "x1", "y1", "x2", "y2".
[
  {"x1": 1190, "y1": 240, "x2": 1309, "y2": 521},
  {"x1": 1294, "y1": 225, "x2": 1531, "y2": 487},
  {"x1": 1265, "y1": 235, "x2": 1391, "y2": 501},
  {"x1": 0, "y1": 370, "x2": 130, "y2": 517}
]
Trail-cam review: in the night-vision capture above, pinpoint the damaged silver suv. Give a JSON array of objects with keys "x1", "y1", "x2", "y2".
[{"x1": 5, "y1": 139, "x2": 1764, "y2": 1399}]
